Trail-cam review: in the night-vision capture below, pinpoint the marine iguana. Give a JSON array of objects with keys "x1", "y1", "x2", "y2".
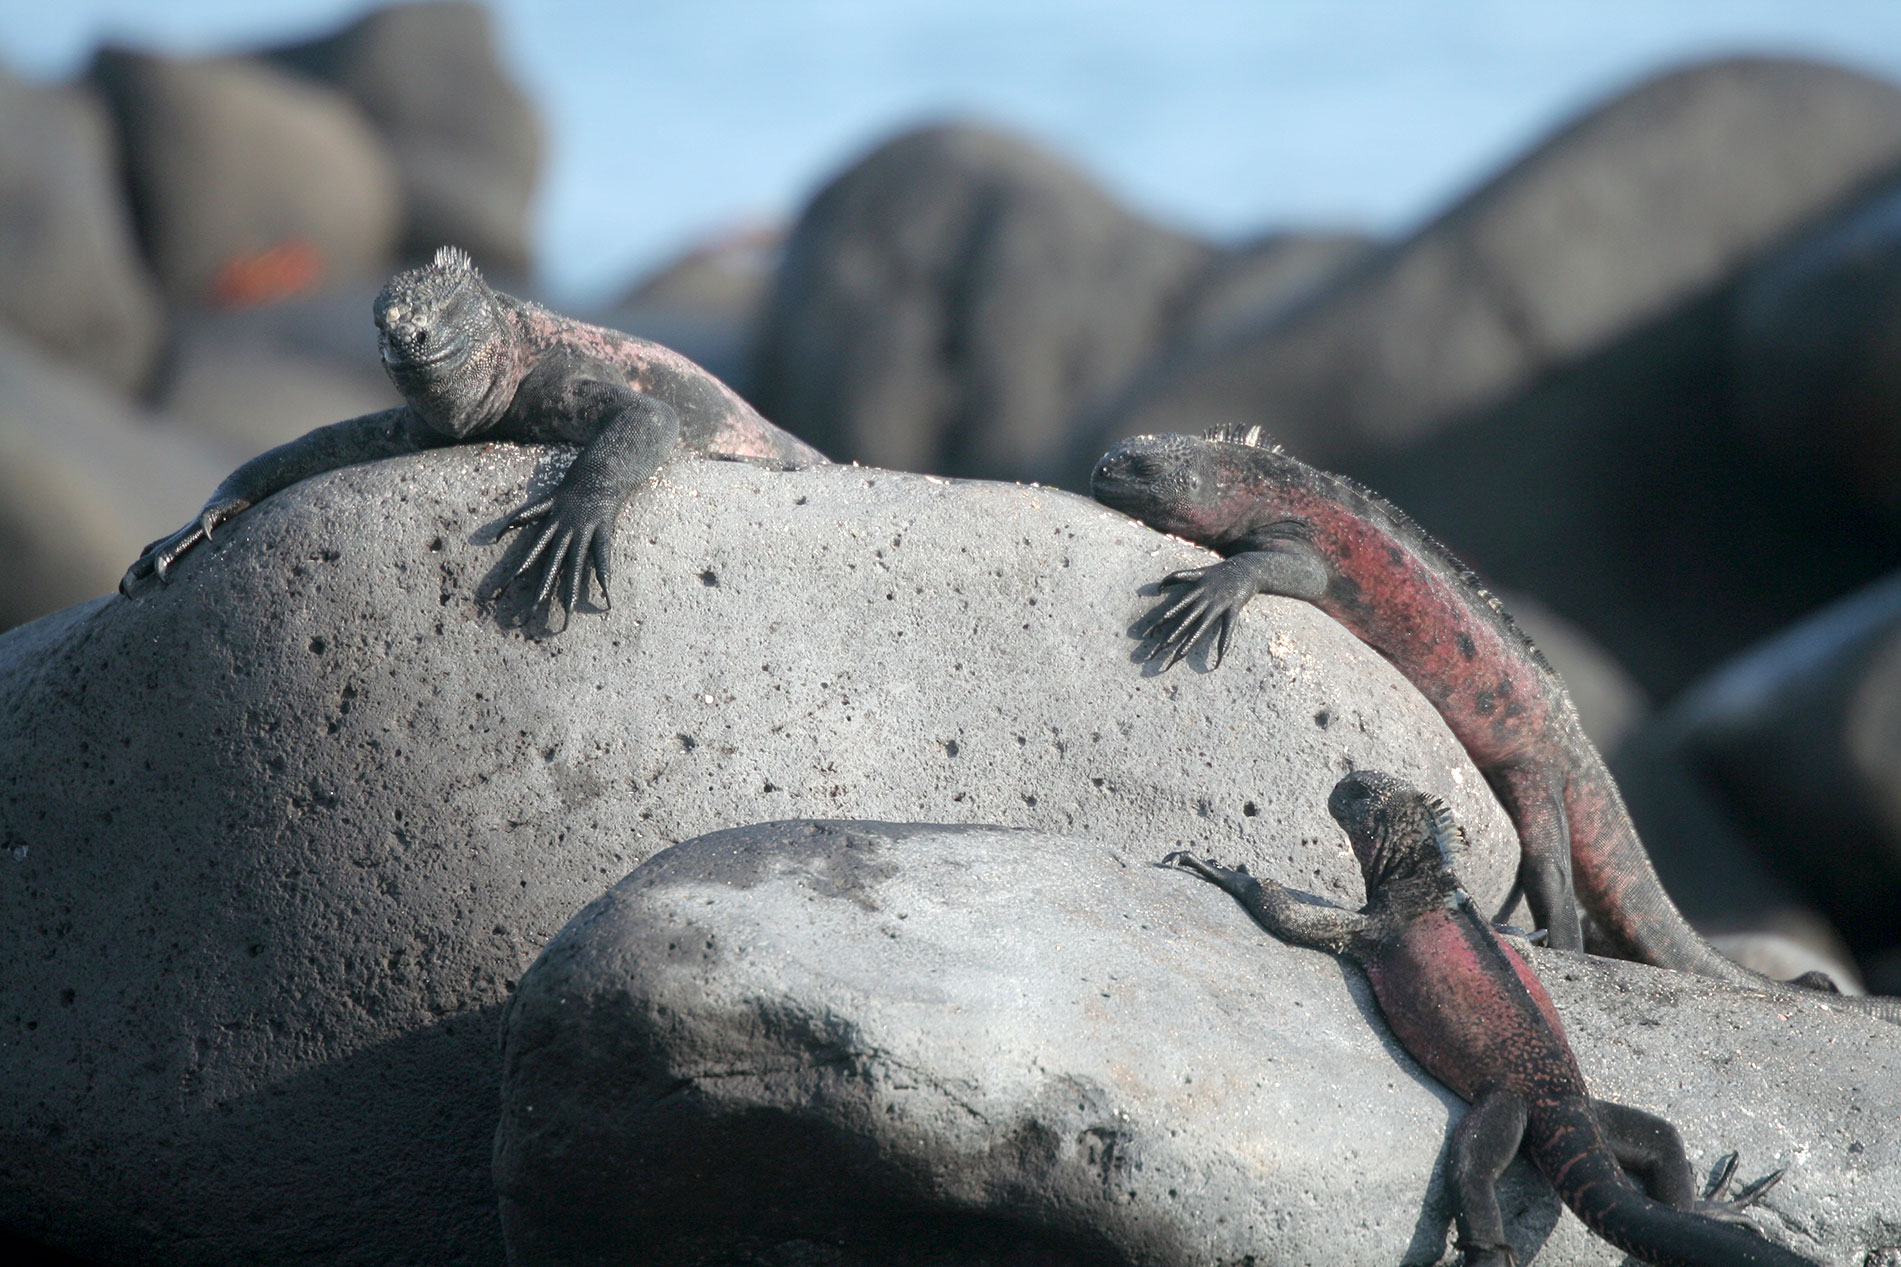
[
  {"x1": 121, "y1": 246, "x2": 827, "y2": 615},
  {"x1": 1093, "y1": 427, "x2": 1901, "y2": 1024},
  {"x1": 1164, "y1": 770, "x2": 1817, "y2": 1267}
]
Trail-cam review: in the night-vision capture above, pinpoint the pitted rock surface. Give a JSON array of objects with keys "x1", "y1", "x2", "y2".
[
  {"x1": 0, "y1": 453, "x2": 1517, "y2": 1265},
  {"x1": 496, "y1": 819, "x2": 1897, "y2": 1267}
]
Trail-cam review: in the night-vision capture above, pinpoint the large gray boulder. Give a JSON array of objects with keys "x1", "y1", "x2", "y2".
[
  {"x1": 750, "y1": 123, "x2": 1218, "y2": 480},
  {"x1": 594, "y1": 224, "x2": 784, "y2": 396},
  {"x1": 154, "y1": 280, "x2": 399, "y2": 460},
  {"x1": 0, "y1": 453, "x2": 1520, "y2": 1265},
  {"x1": 266, "y1": 0, "x2": 543, "y2": 278},
  {"x1": 1733, "y1": 174, "x2": 1901, "y2": 516},
  {"x1": 87, "y1": 46, "x2": 402, "y2": 304},
  {"x1": 0, "y1": 327, "x2": 232, "y2": 633},
  {"x1": 496, "y1": 818, "x2": 1895, "y2": 1267},
  {"x1": 1068, "y1": 56, "x2": 1901, "y2": 478},
  {"x1": 0, "y1": 65, "x2": 163, "y2": 391},
  {"x1": 1616, "y1": 570, "x2": 1901, "y2": 971}
]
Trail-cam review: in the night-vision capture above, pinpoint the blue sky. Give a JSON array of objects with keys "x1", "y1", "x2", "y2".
[{"x1": 7, "y1": 1, "x2": 1901, "y2": 300}]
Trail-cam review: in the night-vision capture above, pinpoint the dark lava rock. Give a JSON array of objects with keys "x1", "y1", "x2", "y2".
[
  {"x1": 1068, "y1": 56, "x2": 1901, "y2": 477},
  {"x1": 0, "y1": 66, "x2": 162, "y2": 392},
  {"x1": 495, "y1": 818, "x2": 1894, "y2": 1266},
  {"x1": 0, "y1": 327, "x2": 232, "y2": 633},
  {"x1": 266, "y1": 0, "x2": 543, "y2": 278},
  {"x1": 1615, "y1": 570, "x2": 1901, "y2": 971},
  {"x1": 87, "y1": 46, "x2": 402, "y2": 304},
  {"x1": 154, "y1": 280, "x2": 399, "y2": 460},
  {"x1": 0, "y1": 453, "x2": 1518, "y2": 1265},
  {"x1": 749, "y1": 122, "x2": 1216, "y2": 480},
  {"x1": 1733, "y1": 174, "x2": 1901, "y2": 517},
  {"x1": 594, "y1": 225, "x2": 784, "y2": 395},
  {"x1": 1167, "y1": 228, "x2": 1377, "y2": 350}
]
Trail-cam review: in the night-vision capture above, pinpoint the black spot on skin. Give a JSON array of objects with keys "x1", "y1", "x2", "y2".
[
  {"x1": 1457, "y1": 633, "x2": 1476, "y2": 660},
  {"x1": 1475, "y1": 690, "x2": 1496, "y2": 716},
  {"x1": 1496, "y1": 677, "x2": 1513, "y2": 696},
  {"x1": 1387, "y1": 546, "x2": 1404, "y2": 566},
  {"x1": 1327, "y1": 575, "x2": 1367, "y2": 615}
]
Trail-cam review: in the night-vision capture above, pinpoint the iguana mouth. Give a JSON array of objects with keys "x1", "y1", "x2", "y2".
[{"x1": 382, "y1": 335, "x2": 467, "y2": 372}]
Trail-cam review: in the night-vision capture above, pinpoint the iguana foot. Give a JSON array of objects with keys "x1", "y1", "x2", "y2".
[
  {"x1": 482, "y1": 487, "x2": 620, "y2": 616},
  {"x1": 1140, "y1": 562, "x2": 1257, "y2": 670},
  {"x1": 119, "y1": 495, "x2": 250, "y2": 596},
  {"x1": 1692, "y1": 1151, "x2": 1785, "y2": 1226},
  {"x1": 1159, "y1": 851, "x2": 1264, "y2": 905},
  {"x1": 1455, "y1": 1238, "x2": 1516, "y2": 1267}
]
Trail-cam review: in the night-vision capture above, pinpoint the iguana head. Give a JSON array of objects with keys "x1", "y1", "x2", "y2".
[
  {"x1": 1090, "y1": 427, "x2": 1294, "y2": 548},
  {"x1": 1327, "y1": 770, "x2": 1464, "y2": 897},
  {"x1": 375, "y1": 246, "x2": 519, "y2": 437}
]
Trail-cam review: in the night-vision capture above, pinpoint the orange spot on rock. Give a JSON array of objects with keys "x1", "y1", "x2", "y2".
[{"x1": 210, "y1": 240, "x2": 326, "y2": 308}]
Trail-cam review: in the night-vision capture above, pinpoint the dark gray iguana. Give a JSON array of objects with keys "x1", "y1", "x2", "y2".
[
  {"x1": 1166, "y1": 770, "x2": 1817, "y2": 1267},
  {"x1": 121, "y1": 247, "x2": 828, "y2": 615},
  {"x1": 1092, "y1": 426, "x2": 1901, "y2": 1024}
]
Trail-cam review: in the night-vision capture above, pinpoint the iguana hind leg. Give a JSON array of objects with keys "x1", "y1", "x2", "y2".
[
  {"x1": 1484, "y1": 762, "x2": 1581, "y2": 951},
  {"x1": 1595, "y1": 1099, "x2": 1785, "y2": 1227},
  {"x1": 1448, "y1": 1088, "x2": 1528, "y2": 1267},
  {"x1": 1594, "y1": 1098, "x2": 1697, "y2": 1207}
]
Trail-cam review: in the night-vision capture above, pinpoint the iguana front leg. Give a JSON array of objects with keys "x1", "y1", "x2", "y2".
[
  {"x1": 1161, "y1": 852, "x2": 1367, "y2": 953},
  {"x1": 483, "y1": 390, "x2": 681, "y2": 616},
  {"x1": 121, "y1": 407, "x2": 428, "y2": 595},
  {"x1": 1142, "y1": 532, "x2": 1329, "y2": 669}
]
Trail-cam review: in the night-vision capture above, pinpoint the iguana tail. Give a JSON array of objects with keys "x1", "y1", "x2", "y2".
[
  {"x1": 1528, "y1": 1107, "x2": 1819, "y2": 1267},
  {"x1": 1566, "y1": 772, "x2": 1901, "y2": 1025}
]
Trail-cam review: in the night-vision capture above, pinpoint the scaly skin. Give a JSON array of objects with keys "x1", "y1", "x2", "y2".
[
  {"x1": 1165, "y1": 771, "x2": 1818, "y2": 1267},
  {"x1": 121, "y1": 246, "x2": 828, "y2": 619},
  {"x1": 1094, "y1": 427, "x2": 1901, "y2": 1024}
]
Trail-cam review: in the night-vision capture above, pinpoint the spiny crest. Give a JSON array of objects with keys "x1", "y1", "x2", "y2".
[
  {"x1": 1201, "y1": 423, "x2": 1283, "y2": 454},
  {"x1": 432, "y1": 245, "x2": 479, "y2": 275},
  {"x1": 1420, "y1": 793, "x2": 1466, "y2": 871}
]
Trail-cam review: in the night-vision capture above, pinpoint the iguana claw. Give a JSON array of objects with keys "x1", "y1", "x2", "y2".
[
  {"x1": 119, "y1": 496, "x2": 250, "y2": 596},
  {"x1": 1141, "y1": 561, "x2": 1256, "y2": 669},
  {"x1": 1694, "y1": 1151, "x2": 1786, "y2": 1227},
  {"x1": 484, "y1": 488, "x2": 621, "y2": 617},
  {"x1": 1161, "y1": 851, "x2": 1265, "y2": 904}
]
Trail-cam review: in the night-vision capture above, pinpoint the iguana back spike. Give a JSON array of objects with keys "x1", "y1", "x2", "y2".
[
  {"x1": 1200, "y1": 423, "x2": 1281, "y2": 454},
  {"x1": 432, "y1": 245, "x2": 479, "y2": 275},
  {"x1": 1421, "y1": 792, "x2": 1466, "y2": 870}
]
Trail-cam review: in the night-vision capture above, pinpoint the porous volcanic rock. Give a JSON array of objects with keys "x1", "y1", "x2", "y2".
[
  {"x1": 495, "y1": 818, "x2": 1896, "y2": 1267},
  {"x1": 0, "y1": 66, "x2": 162, "y2": 391},
  {"x1": 0, "y1": 452, "x2": 1520, "y2": 1265},
  {"x1": 87, "y1": 45, "x2": 402, "y2": 304},
  {"x1": 750, "y1": 122, "x2": 1216, "y2": 480},
  {"x1": 1068, "y1": 56, "x2": 1901, "y2": 478}
]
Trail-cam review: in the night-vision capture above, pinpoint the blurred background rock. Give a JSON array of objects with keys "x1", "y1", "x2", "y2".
[{"x1": 6, "y1": 8, "x2": 1901, "y2": 1258}]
